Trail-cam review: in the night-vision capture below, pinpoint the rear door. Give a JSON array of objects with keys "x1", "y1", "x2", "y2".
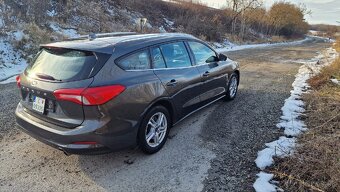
[
  {"x1": 19, "y1": 47, "x2": 110, "y2": 128},
  {"x1": 187, "y1": 41, "x2": 229, "y2": 103},
  {"x1": 151, "y1": 41, "x2": 202, "y2": 118}
]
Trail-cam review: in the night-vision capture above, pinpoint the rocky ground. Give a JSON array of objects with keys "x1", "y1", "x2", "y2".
[{"x1": 0, "y1": 37, "x2": 330, "y2": 191}]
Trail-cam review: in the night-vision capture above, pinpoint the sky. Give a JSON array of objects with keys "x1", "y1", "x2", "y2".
[{"x1": 198, "y1": 0, "x2": 340, "y2": 26}]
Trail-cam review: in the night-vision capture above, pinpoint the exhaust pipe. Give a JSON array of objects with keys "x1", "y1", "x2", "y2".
[{"x1": 58, "y1": 147, "x2": 71, "y2": 156}]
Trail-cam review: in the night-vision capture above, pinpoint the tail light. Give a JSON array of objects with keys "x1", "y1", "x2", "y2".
[
  {"x1": 16, "y1": 75, "x2": 21, "y2": 88},
  {"x1": 53, "y1": 85, "x2": 125, "y2": 106}
]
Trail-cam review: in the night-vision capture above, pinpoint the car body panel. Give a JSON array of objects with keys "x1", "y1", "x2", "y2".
[{"x1": 153, "y1": 67, "x2": 202, "y2": 119}]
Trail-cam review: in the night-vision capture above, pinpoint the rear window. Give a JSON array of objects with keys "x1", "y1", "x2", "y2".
[{"x1": 25, "y1": 48, "x2": 98, "y2": 82}]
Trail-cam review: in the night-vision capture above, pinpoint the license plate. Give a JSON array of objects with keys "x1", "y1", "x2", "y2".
[{"x1": 32, "y1": 96, "x2": 45, "y2": 113}]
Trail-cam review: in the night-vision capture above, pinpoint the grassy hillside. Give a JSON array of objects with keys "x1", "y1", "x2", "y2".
[{"x1": 0, "y1": 0, "x2": 310, "y2": 64}]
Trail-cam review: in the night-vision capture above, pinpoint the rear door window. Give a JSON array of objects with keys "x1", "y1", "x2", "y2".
[
  {"x1": 117, "y1": 50, "x2": 151, "y2": 70},
  {"x1": 151, "y1": 47, "x2": 166, "y2": 69},
  {"x1": 25, "y1": 48, "x2": 98, "y2": 82},
  {"x1": 188, "y1": 41, "x2": 217, "y2": 64},
  {"x1": 159, "y1": 42, "x2": 192, "y2": 68}
]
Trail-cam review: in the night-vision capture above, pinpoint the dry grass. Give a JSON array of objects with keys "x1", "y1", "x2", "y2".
[
  {"x1": 270, "y1": 35, "x2": 288, "y2": 43},
  {"x1": 270, "y1": 39, "x2": 340, "y2": 192},
  {"x1": 309, "y1": 39, "x2": 340, "y2": 88}
]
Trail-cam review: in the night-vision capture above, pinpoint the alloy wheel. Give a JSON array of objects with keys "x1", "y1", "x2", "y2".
[{"x1": 145, "y1": 112, "x2": 168, "y2": 148}]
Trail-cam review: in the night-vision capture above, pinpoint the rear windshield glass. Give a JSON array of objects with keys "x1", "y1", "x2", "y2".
[{"x1": 25, "y1": 48, "x2": 97, "y2": 82}]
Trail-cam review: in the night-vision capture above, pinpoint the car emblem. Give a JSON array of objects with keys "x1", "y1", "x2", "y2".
[{"x1": 31, "y1": 80, "x2": 38, "y2": 87}]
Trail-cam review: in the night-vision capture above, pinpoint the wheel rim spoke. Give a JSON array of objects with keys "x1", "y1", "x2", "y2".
[
  {"x1": 154, "y1": 132, "x2": 159, "y2": 144},
  {"x1": 146, "y1": 130, "x2": 155, "y2": 142},
  {"x1": 157, "y1": 114, "x2": 164, "y2": 126},
  {"x1": 149, "y1": 118, "x2": 157, "y2": 128}
]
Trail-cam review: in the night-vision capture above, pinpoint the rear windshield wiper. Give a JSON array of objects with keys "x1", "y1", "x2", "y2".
[{"x1": 35, "y1": 73, "x2": 63, "y2": 82}]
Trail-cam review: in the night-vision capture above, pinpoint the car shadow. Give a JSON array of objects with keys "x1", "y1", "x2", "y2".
[{"x1": 76, "y1": 102, "x2": 217, "y2": 191}]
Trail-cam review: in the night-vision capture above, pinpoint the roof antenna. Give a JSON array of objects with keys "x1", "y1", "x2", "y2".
[{"x1": 88, "y1": 33, "x2": 97, "y2": 41}]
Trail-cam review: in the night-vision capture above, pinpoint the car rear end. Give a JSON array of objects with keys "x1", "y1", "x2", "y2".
[{"x1": 15, "y1": 46, "x2": 130, "y2": 154}]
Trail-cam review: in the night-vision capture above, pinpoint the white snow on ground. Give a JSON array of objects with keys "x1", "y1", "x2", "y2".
[
  {"x1": 308, "y1": 30, "x2": 319, "y2": 35},
  {"x1": 11, "y1": 31, "x2": 26, "y2": 41},
  {"x1": 216, "y1": 37, "x2": 311, "y2": 52},
  {"x1": 49, "y1": 23, "x2": 79, "y2": 38},
  {"x1": 255, "y1": 137, "x2": 296, "y2": 170},
  {"x1": 164, "y1": 18, "x2": 174, "y2": 27},
  {"x1": 253, "y1": 46, "x2": 339, "y2": 192},
  {"x1": 47, "y1": 10, "x2": 57, "y2": 17},
  {"x1": 309, "y1": 35, "x2": 335, "y2": 43},
  {"x1": 0, "y1": 38, "x2": 27, "y2": 84},
  {"x1": 253, "y1": 172, "x2": 278, "y2": 192},
  {"x1": 159, "y1": 26, "x2": 167, "y2": 33},
  {"x1": 331, "y1": 78, "x2": 340, "y2": 85}
]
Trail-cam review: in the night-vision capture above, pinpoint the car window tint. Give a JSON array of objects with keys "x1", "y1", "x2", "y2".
[
  {"x1": 160, "y1": 42, "x2": 191, "y2": 68},
  {"x1": 188, "y1": 41, "x2": 217, "y2": 64},
  {"x1": 118, "y1": 50, "x2": 150, "y2": 70},
  {"x1": 25, "y1": 48, "x2": 97, "y2": 82},
  {"x1": 151, "y1": 47, "x2": 166, "y2": 69}
]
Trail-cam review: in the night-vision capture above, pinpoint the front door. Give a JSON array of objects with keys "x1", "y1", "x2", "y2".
[
  {"x1": 187, "y1": 41, "x2": 230, "y2": 104},
  {"x1": 151, "y1": 42, "x2": 202, "y2": 119}
]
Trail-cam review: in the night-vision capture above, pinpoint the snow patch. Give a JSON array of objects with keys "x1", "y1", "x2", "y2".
[
  {"x1": 50, "y1": 23, "x2": 79, "y2": 38},
  {"x1": 159, "y1": 26, "x2": 167, "y2": 33},
  {"x1": 255, "y1": 137, "x2": 296, "y2": 170},
  {"x1": 253, "y1": 46, "x2": 339, "y2": 192},
  {"x1": 12, "y1": 31, "x2": 25, "y2": 41},
  {"x1": 331, "y1": 78, "x2": 340, "y2": 85},
  {"x1": 308, "y1": 30, "x2": 319, "y2": 35},
  {"x1": 164, "y1": 18, "x2": 174, "y2": 27},
  {"x1": 0, "y1": 38, "x2": 27, "y2": 83},
  {"x1": 47, "y1": 10, "x2": 57, "y2": 17},
  {"x1": 253, "y1": 172, "x2": 278, "y2": 192}
]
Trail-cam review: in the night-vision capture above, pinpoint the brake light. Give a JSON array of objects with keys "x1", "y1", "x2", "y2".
[
  {"x1": 16, "y1": 75, "x2": 21, "y2": 88},
  {"x1": 53, "y1": 85, "x2": 125, "y2": 105}
]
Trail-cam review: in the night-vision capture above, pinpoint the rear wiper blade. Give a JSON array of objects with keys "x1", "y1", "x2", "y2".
[{"x1": 35, "y1": 73, "x2": 62, "y2": 82}]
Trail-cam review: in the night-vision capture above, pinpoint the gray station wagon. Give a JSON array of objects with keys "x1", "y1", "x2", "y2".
[{"x1": 15, "y1": 33, "x2": 240, "y2": 155}]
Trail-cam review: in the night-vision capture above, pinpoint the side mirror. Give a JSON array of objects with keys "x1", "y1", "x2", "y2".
[
  {"x1": 218, "y1": 53, "x2": 228, "y2": 61},
  {"x1": 206, "y1": 56, "x2": 219, "y2": 63}
]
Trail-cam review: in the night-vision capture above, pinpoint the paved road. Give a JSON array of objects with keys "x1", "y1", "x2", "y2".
[{"x1": 0, "y1": 38, "x2": 330, "y2": 192}]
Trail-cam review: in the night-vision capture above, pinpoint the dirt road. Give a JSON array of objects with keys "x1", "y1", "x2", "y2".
[{"x1": 0, "y1": 38, "x2": 330, "y2": 192}]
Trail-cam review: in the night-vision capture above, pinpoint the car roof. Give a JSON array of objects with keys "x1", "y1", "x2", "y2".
[{"x1": 42, "y1": 33, "x2": 199, "y2": 55}]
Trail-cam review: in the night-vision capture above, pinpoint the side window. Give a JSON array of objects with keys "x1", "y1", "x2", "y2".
[
  {"x1": 117, "y1": 50, "x2": 150, "y2": 70},
  {"x1": 160, "y1": 42, "x2": 192, "y2": 68},
  {"x1": 151, "y1": 47, "x2": 166, "y2": 69},
  {"x1": 188, "y1": 41, "x2": 217, "y2": 64}
]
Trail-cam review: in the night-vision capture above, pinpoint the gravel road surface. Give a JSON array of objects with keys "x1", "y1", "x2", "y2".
[{"x1": 0, "y1": 38, "x2": 330, "y2": 191}]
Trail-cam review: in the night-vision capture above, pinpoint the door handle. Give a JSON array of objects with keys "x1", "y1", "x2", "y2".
[
  {"x1": 203, "y1": 71, "x2": 210, "y2": 77},
  {"x1": 166, "y1": 79, "x2": 177, "y2": 86}
]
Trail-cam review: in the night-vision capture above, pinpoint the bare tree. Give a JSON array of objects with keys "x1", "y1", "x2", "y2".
[{"x1": 226, "y1": 0, "x2": 262, "y2": 35}]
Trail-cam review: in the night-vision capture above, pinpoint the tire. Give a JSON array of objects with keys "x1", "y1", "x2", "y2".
[
  {"x1": 224, "y1": 72, "x2": 239, "y2": 101},
  {"x1": 138, "y1": 105, "x2": 170, "y2": 154}
]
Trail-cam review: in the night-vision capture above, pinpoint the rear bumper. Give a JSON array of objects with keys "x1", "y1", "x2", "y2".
[{"x1": 15, "y1": 103, "x2": 137, "y2": 155}]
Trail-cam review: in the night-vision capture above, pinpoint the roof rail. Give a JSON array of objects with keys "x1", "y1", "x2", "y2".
[{"x1": 67, "y1": 32, "x2": 138, "y2": 41}]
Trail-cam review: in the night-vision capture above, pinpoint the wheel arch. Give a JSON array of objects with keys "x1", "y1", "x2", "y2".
[
  {"x1": 234, "y1": 70, "x2": 240, "y2": 85},
  {"x1": 151, "y1": 99, "x2": 175, "y2": 127},
  {"x1": 140, "y1": 97, "x2": 176, "y2": 128}
]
